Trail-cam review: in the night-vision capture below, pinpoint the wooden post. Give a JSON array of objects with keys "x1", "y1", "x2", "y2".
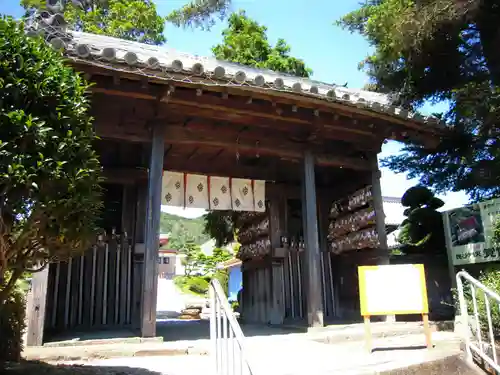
[
  {"x1": 370, "y1": 157, "x2": 395, "y2": 323},
  {"x1": 140, "y1": 124, "x2": 165, "y2": 338},
  {"x1": 268, "y1": 195, "x2": 287, "y2": 325},
  {"x1": 363, "y1": 315, "x2": 372, "y2": 353},
  {"x1": 26, "y1": 266, "x2": 49, "y2": 346},
  {"x1": 422, "y1": 313, "x2": 433, "y2": 348},
  {"x1": 302, "y1": 150, "x2": 324, "y2": 328},
  {"x1": 442, "y1": 213, "x2": 457, "y2": 290},
  {"x1": 370, "y1": 160, "x2": 389, "y2": 265}
]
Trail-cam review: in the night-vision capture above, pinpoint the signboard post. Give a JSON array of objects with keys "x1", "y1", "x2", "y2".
[
  {"x1": 358, "y1": 264, "x2": 431, "y2": 352},
  {"x1": 442, "y1": 198, "x2": 500, "y2": 266}
]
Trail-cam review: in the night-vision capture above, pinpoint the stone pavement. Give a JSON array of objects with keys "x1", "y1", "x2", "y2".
[{"x1": 43, "y1": 328, "x2": 469, "y2": 374}]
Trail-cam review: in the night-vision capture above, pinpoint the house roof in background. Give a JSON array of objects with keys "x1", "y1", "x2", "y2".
[{"x1": 218, "y1": 258, "x2": 242, "y2": 270}]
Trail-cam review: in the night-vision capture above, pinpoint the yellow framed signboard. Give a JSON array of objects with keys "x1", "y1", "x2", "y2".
[
  {"x1": 358, "y1": 264, "x2": 429, "y2": 316},
  {"x1": 358, "y1": 264, "x2": 431, "y2": 352}
]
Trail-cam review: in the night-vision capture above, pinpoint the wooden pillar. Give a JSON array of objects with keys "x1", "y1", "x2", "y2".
[
  {"x1": 302, "y1": 151, "x2": 324, "y2": 328},
  {"x1": 370, "y1": 157, "x2": 394, "y2": 322},
  {"x1": 140, "y1": 124, "x2": 165, "y2": 337},
  {"x1": 26, "y1": 266, "x2": 49, "y2": 346},
  {"x1": 268, "y1": 196, "x2": 287, "y2": 325},
  {"x1": 370, "y1": 158, "x2": 389, "y2": 265}
]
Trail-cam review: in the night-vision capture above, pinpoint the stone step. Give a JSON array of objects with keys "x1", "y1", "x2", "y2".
[{"x1": 379, "y1": 353, "x2": 485, "y2": 375}]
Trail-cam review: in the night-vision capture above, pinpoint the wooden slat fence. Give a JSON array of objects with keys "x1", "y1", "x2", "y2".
[{"x1": 44, "y1": 235, "x2": 134, "y2": 335}]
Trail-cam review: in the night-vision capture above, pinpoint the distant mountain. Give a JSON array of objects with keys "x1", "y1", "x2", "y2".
[{"x1": 160, "y1": 213, "x2": 210, "y2": 249}]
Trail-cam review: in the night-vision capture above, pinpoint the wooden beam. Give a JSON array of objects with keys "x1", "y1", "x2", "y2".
[
  {"x1": 164, "y1": 126, "x2": 371, "y2": 171},
  {"x1": 77, "y1": 64, "x2": 441, "y2": 137},
  {"x1": 140, "y1": 124, "x2": 165, "y2": 338},
  {"x1": 88, "y1": 77, "x2": 381, "y2": 137},
  {"x1": 103, "y1": 167, "x2": 148, "y2": 184},
  {"x1": 370, "y1": 158, "x2": 389, "y2": 265},
  {"x1": 302, "y1": 151, "x2": 324, "y2": 328},
  {"x1": 166, "y1": 103, "x2": 376, "y2": 146},
  {"x1": 164, "y1": 157, "x2": 293, "y2": 183}
]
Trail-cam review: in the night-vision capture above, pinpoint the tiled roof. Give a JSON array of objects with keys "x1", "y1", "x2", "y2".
[{"x1": 52, "y1": 31, "x2": 442, "y2": 127}]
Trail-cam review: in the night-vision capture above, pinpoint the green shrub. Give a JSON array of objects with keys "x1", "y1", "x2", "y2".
[
  {"x1": 188, "y1": 277, "x2": 209, "y2": 295},
  {"x1": 174, "y1": 275, "x2": 209, "y2": 296},
  {"x1": 213, "y1": 270, "x2": 229, "y2": 296},
  {"x1": 0, "y1": 281, "x2": 26, "y2": 362}
]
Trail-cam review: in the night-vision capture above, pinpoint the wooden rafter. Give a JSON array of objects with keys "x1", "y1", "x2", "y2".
[
  {"x1": 87, "y1": 76, "x2": 390, "y2": 142},
  {"x1": 74, "y1": 62, "x2": 441, "y2": 138},
  {"x1": 163, "y1": 125, "x2": 370, "y2": 170}
]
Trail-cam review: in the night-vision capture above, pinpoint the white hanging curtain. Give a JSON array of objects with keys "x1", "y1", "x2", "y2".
[
  {"x1": 185, "y1": 174, "x2": 209, "y2": 209},
  {"x1": 231, "y1": 178, "x2": 254, "y2": 212},
  {"x1": 162, "y1": 171, "x2": 266, "y2": 212},
  {"x1": 161, "y1": 171, "x2": 185, "y2": 207},
  {"x1": 208, "y1": 176, "x2": 232, "y2": 210},
  {"x1": 253, "y1": 180, "x2": 266, "y2": 212}
]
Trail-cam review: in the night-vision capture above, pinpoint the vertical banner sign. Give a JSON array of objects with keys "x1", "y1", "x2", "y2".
[{"x1": 443, "y1": 198, "x2": 500, "y2": 266}]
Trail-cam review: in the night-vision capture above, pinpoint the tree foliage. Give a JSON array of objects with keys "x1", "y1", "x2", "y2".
[
  {"x1": 203, "y1": 210, "x2": 238, "y2": 247},
  {"x1": 494, "y1": 217, "x2": 500, "y2": 246},
  {"x1": 21, "y1": 0, "x2": 166, "y2": 45},
  {"x1": 396, "y1": 186, "x2": 446, "y2": 254},
  {"x1": 159, "y1": 212, "x2": 210, "y2": 250},
  {"x1": 212, "y1": 11, "x2": 312, "y2": 77},
  {"x1": 167, "y1": 0, "x2": 232, "y2": 30},
  {"x1": 179, "y1": 240, "x2": 231, "y2": 276},
  {"x1": 0, "y1": 17, "x2": 102, "y2": 301},
  {"x1": 339, "y1": 0, "x2": 500, "y2": 201}
]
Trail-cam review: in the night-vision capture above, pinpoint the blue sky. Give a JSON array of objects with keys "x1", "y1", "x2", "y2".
[{"x1": 1, "y1": 0, "x2": 469, "y2": 218}]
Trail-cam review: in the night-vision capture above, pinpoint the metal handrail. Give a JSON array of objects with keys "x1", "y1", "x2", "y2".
[
  {"x1": 457, "y1": 270, "x2": 500, "y2": 372},
  {"x1": 209, "y1": 278, "x2": 253, "y2": 375}
]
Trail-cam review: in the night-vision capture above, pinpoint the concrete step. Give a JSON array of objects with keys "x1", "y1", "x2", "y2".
[{"x1": 379, "y1": 353, "x2": 485, "y2": 374}]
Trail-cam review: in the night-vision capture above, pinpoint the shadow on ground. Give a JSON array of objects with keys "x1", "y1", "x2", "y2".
[
  {"x1": 2, "y1": 360, "x2": 162, "y2": 375},
  {"x1": 372, "y1": 345, "x2": 430, "y2": 352},
  {"x1": 44, "y1": 318, "x2": 306, "y2": 344}
]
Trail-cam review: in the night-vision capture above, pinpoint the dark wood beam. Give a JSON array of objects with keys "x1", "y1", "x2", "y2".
[
  {"x1": 76, "y1": 64, "x2": 441, "y2": 138},
  {"x1": 163, "y1": 125, "x2": 370, "y2": 170},
  {"x1": 163, "y1": 156, "x2": 297, "y2": 183},
  {"x1": 88, "y1": 76, "x2": 381, "y2": 137},
  {"x1": 103, "y1": 167, "x2": 148, "y2": 184}
]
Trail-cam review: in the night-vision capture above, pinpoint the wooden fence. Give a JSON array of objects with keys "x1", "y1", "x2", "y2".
[{"x1": 44, "y1": 235, "x2": 134, "y2": 337}]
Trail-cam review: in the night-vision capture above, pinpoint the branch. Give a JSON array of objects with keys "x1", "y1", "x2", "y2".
[{"x1": 23, "y1": 259, "x2": 48, "y2": 273}]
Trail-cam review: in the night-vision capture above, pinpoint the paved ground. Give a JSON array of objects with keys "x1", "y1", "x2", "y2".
[
  {"x1": 30, "y1": 317, "x2": 471, "y2": 374},
  {"x1": 156, "y1": 278, "x2": 187, "y2": 315},
  {"x1": 54, "y1": 332, "x2": 464, "y2": 375}
]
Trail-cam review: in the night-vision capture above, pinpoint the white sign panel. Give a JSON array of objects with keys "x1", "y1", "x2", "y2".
[{"x1": 359, "y1": 264, "x2": 428, "y2": 316}]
